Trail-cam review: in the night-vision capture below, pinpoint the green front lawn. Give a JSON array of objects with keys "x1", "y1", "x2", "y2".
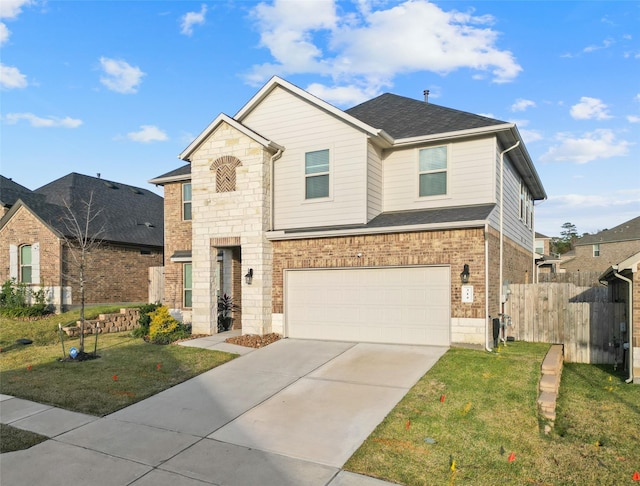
[
  {"x1": 346, "y1": 342, "x2": 640, "y2": 485},
  {"x1": 0, "y1": 311, "x2": 236, "y2": 416}
]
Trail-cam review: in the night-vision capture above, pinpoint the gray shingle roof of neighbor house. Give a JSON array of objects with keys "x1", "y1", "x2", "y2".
[
  {"x1": 345, "y1": 93, "x2": 508, "y2": 139},
  {"x1": 576, "y1": 216, "x2": 640, "y2": 246},
  {"x1": 1, "y1": 173, "x2": 164, "y2": 248},
  {"x1": 0, "y1": 175, "x2": 37, "y2": 209}
]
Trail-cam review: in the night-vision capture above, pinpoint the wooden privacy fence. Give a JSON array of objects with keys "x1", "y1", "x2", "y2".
[
  {"x1": 148, "y1": 266, "x2": 164, "y2": 304},
  {"x1": 506, "y1": 283, "x2": 626, "y2": 364}
]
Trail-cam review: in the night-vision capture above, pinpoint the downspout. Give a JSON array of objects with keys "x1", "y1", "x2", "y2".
[
  {"x1": 612, "y1": 266, "x2": 634, "y2": 383},
  {"x1": 269, "y1": 149, "x2": 283, "y2": 231},
  {"x1": 485, "y1": 223, "x2": 492, "y2": 352},
  {"x1": 499, "y1": 141, "x2": 520, "y2": 316}
]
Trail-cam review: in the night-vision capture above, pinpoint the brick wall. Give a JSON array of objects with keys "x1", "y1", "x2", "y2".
[
  {"x1": 0, "y1": 206, "x2": 62, "y2": 287},
  {"x1": 272, "y1": 227, "x2": 487, "y2": 318},
  {"x1": 162, "y1": 181, "x2": 192, "y2": 309},
  {"x1": 61, "y1": 243, "x2": 162, "y2": 304},
  {"x1": 562, "y1": 240, "x2": 640, "y2": 273}
]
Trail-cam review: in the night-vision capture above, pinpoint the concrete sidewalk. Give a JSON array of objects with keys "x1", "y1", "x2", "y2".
[{"x1": 1, "y1": 336, "x2": 447, "y2": 485}]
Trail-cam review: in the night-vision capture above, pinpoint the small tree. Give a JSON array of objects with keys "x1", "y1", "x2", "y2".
[
  {"x1": 59, "y1": 192, "x2": 105, "y2": 354},
  {"x1": 551, "y1": 222, "x2": 579, "y2": 255}
]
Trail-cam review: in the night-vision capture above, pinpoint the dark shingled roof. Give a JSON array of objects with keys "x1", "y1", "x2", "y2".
[
  {"x1": 284, "y1": 204, "x2": 495, "y2": 234},
  {"x1": 150, "y1": 164, "x2": 191, "y2": 183},
  {"x1": 0, "y1": 175, "x2": 37, "y2": 208},
  {"x1": 26, "y1": 173, "x2": 164, "y2": 248},
  {"x1": 346, "y1": 93, "x2": 507, "y2": 139},
  {"x1": 576, "y1": 216, "x2": 640, "y2": 246}
]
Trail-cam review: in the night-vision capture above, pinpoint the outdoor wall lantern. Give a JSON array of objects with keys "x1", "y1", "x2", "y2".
[
  {"x1": 245, "y1": 268, "x2": 253, "y2": 285},
  {"x1": 460, "y1": 264, "x2": 470, "y2": 284}
]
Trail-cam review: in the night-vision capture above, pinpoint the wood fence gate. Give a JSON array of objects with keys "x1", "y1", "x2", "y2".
[
  {"x1": 148, "y1": 266, "x2": 164, "y2": 304},
  {"x1": 506, "y1": 283, "x2": 626, "y2": 364}
]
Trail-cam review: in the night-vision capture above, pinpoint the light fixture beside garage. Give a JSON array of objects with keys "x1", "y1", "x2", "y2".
[
  {"x1": 460, "y1": 264, "x2": 470, "y2": 284},
  {"x1": 245, "y1": 268, "x2": 253, "y2": 285}
]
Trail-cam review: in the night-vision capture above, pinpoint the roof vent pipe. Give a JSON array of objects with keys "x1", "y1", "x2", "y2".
[{"x1": 423, "y1": 90, "x2": 430, "y2": 103}]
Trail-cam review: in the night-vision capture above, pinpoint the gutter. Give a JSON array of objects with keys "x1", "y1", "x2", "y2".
[
  {"x1": 612, "y1": 265, "x2": 634, "y2": 383},
  {"x1": 269, "y1": 148, "x2": 284, "y2": 231}
]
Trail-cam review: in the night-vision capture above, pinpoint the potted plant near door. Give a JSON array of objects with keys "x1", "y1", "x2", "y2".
[{"x1": 217, "y1": 293, "x2": 236, "y2": 332}]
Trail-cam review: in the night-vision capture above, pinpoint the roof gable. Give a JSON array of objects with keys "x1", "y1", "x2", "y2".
[
  {"x1": 0, "y1": 175, "x2": 36, "y2": 208},
  {"x1": 179, "y1": 114, "x2": 284, "y2": 162},
  {"x1": 149, "y1": 164, "x2": 191, "y2": 185}
]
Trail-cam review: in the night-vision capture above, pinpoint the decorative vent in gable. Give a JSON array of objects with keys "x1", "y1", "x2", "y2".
[{"x1": 211, "y1": 155, "x2": 242, "y2": 193}]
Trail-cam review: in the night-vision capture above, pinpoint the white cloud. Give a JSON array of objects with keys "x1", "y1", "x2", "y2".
[
  {"x1": 0, "y1": 63, "x2": 27, "y2": 89},
  {"x1": 180, "y1": 4, "x2": 207, "y2": 36},
  {"x1": 0, "y1": 22, "x2": 9, "y2": 45},
  {"x1": 627, "y1": 115, "x2": 640, "y2": 123},
  {"x1": 0, "y1": 0, "x2": 32, "y2": 19},
  {"x1": 4, "y1": 112, "x2": 83, "y2": 128},
  {"x1": 570, "y1": 96, "x2": 612, "y2": 120},
  {"x1": 583, "y1": 37, "x2": 614, "y2": 53},
  {"x1": 511, "y1": 98, "x2": 535, "y2": 112},
  {"x1": 519, "y1": 129, "x2": 543, "y2": 144},
  {"x1": 99, "y1": 57, "x2": 145, "y2": 94},
  {"x1": 247, "y1": 0, "x2": 522, "y2": 105},
  {"x1": 127, "y1": 125, "x2": 168, "y2": 143},
  {"x1": 540, "y1": 129, "x2": 632, "y2": 164}
]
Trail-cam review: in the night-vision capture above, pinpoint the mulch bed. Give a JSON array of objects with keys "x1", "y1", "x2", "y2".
[{"x1": 225, "y1": 333, "x2": 281, "y2": 348}]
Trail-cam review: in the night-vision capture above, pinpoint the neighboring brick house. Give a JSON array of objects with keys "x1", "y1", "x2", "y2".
[
  {"x1": 151, "y1": 76, "x2": 546, "y2": 347},
  {"x1": 599, "y1": 251, "x2": 640, "y2": 384},
  {"x1": 534, "y1": 232, "x2": 561, "y2": 278},
  {"x1": 0, "y1": 173, "x2": 164, "y2": 310},
  {"x1": 561, "y1": 216, "x2": 640, "y2": 274}
]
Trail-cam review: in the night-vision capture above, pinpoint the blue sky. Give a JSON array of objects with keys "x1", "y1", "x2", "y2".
[{"x1": 1, "y1": 0, "x2": 638, "y2": 237}]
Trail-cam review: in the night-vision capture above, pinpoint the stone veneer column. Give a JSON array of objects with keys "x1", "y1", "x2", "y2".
[{"x1": 189, "y1": 121, "x2": 273, "y2": 336}]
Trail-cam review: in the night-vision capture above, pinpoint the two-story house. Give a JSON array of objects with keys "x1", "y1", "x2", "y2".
[
  {"x1": 0, "y1": 173, "x2": 164, "y2": 310},
  {"x1": 151, "y1": 76, "x2": 546, "y2": 347}
]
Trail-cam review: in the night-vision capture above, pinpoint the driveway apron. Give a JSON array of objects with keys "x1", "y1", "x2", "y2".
[{"x1": 1, "y1": 339, "x2": 447, "y2": 485}]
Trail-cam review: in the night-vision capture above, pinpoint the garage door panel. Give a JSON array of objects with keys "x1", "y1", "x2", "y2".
[{"x1": 286, "y1": 267, "x2": 450, "y2": 346}]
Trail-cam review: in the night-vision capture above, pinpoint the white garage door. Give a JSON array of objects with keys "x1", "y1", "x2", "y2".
[{"x1": 285, "y1": 266, "x2": 450, "y2": 346}]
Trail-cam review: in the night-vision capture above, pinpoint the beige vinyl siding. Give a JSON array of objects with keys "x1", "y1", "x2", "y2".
[
  {"x1": 488, "y1": 146, "x2": 534, "y2": 251},
  {"x1": 383, "y1": 136, "x2": 496, "y2": 212},
  {"x1": 243, "y1": 87, "x2": 369, "y2": 230},
  {"x1": 367, "y1": 142, "x2": 383, "y2": 222}
]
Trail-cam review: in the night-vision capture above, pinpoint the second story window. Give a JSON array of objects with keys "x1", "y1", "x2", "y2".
[
  {"x1": 182, "y1": 183, "x2": 192, "y2": 221},
  {"x1": 305, "y1": 149, "x2": 330, "y2": 199},
  {"x1": 20, "y1": 245, "x2": 32, "y2": 284},
  {"x1": 593, "y1": 244, "x2": 600, "y2": 257},
  {"x1": 419, "y1": 146, "x2": 447, "y2": 197},
  {"x1": 519, "y1": 182, "x2": 533, "y2": 229}
]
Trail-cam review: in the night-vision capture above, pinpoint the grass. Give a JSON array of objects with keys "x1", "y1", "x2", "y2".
[
  {"x1": 0, "y1": 309, "x2": 237, "y2": 417},
  {"x1": 0, "y1": 424, "x2": 48, "y2": 453},
  {"x1": 345, "y1": 342, "x2": 640, "y2": 485}
]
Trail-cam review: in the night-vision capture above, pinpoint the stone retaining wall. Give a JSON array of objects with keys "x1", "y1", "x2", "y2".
[
  {"x1": 537, "y1": 344, "x2": 563, "y2": 431},
  {"x1": 63, "y1": 308, "x2": 140, "y2": 336}
]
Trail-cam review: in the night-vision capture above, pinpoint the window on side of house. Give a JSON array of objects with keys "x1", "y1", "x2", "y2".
[
  {"x1": 182, "y1": 183, "x2": 192, "y2": 221},
  {"x1": 593, "y1": 244, "x2": 600, "y2": 257},
  {"x1": 519, "y1": 182, "x2": 533, "y2": 229},
  {"x1": 183, "y1": 263, "x2": 192, "y2": 308},
  {"x1": 419, "y1": 146, "x2": 447, "y2": 197},
  {"x1": 305, "y1": 149, "x2": 330, "y2": 199},
  {"x1": 20, "y1": 244, "x2": 32, "y2": 284}
]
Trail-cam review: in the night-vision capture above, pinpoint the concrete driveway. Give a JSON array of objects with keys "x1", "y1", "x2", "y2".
[{"x1": 1, "y1": 338, "x2": 447, "y2": 485}]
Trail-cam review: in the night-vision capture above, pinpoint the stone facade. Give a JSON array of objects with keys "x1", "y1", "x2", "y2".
[{"x1": 189, "y1": 121, "x2": 274, "y2": 335}]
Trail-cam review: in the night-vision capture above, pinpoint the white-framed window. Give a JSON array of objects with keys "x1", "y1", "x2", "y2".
[
  {"x1": 182, "y1": 183, "x2": 192, "y2": 221},
  {"x1": 419, "y1": 146, "x2": 447, "y2": 197},
  {"x1": 305, "y1": 149, "x2": 330, "y2": 199},
  {"x1": 593, "y1": 244, "x2": 600, "y2": 257},
  {"x1": 535, "y1": 242, "x2": 544, "y2": 255},
  {"x1": 20, "y1": 244, "x2": 32, "y2": 284},
  {"x1": 519, "y1": 182, "x2": 533, "y2": 229},
  {"x1": 183, "y1": 263, "x2": 192, "y2": 308}
]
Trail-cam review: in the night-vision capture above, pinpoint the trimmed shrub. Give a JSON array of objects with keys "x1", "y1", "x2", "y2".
[
  {"x1": 131, "y1": 303, "x2": 161, "y2": 339},
  {"x1": 0, "y1": 279, "x2": 51, "y2": 318},
  {"x1": 147, "y1": 305, "x2": 190, "y2": 344}
]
